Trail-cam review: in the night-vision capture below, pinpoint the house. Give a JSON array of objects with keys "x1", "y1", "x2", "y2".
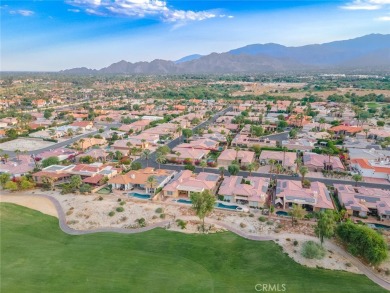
[
  {"x1": 334, "y1": 184, "x2": 390, "y2": 219},
  {"x1": 0, "y1": 117, "x2": 18, "y2": 126},
  {"x1": 218, "y1": 176, "x2": 270, "y2": 207},
  {"x1": 0, "y1": 155, "x2": 35, "y2": 177},
  {"x1": 231, "y1": 134, "x2": 277, "y2": 148},
  {"x1": 217, "y1": 149, "x2": 255, "y2": 167},
  {"x1": 36, "y1": 148, "x2": 78, "y2": 162},
  {"x1": 330, "y1": 125, "x2": 363, "y2": 137},
  {"x1": 119, "y1": 119, "x2": 151, "y2": 133},
  {"x1": 286, "y1": 115, "x2": 312, "y2": 127},
  {"x1": 169, "y1": 147, "x2": 210, "y2": 161},
  {"x1": 69, "y1": 121, "x2": 94, "y2": 130},
  {"x1": 162, "y1": 171, "x2": 220, "y2": 198},
  {"x1": 281, "y1": 139, "x2": 316, "y2": 151},
  {"x1": 259, "y1": 150, "x2": 297, "y2": 170},
  {"x1": 108, "y1": 167, "x2": 176, "y2": 193},
  {"x1": 80, "y1": 149, "x2": 110, "y2": 162},
  {"x1": 175, "y1": 138, "x2": 220, "y2": 151},
  {"x1": 32, "y1": 99, "x2": 47, "y2": 108},
  {"x1": 303, "y1": 152, "x2": 345, "y2": 172},
  {"x1": 275, "y1": 180, "x2": 334, "y2": 211},
  {"x1": 32, "y1": 165, "x2": 75, "y2": 185},
  {"x1": 350, "y1": 158, "x2": 390, "y2": 179},
  {"x1": 74, "y1": 137, "x2": 106, "y2": 151}
]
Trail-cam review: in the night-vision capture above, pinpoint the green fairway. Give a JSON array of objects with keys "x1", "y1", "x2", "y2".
[
  {"x1": 0, "y1": 203, "x2": 386, "y2": 293},
  {"x1": 367, "y1": 102, "x2": 379, "y2": 109}
]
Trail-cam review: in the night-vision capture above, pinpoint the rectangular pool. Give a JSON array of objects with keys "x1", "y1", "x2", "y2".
[{"x1": 129, "y1": 193, "x2": 151, "y2": 200}]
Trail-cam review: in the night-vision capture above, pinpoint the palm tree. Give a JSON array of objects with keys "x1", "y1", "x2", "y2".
[
  {"x1": 269, "y1": 159, "x2": 276, "y2": 173},
  {"x1": 141, "y1": 139, "x2": 147, "y2": 149},
  {"x1": 299, "y1": 166, "x2": 308, "y2": 183},
  {"x1": 363, "y1": 128, "x2": 369, "y2": 139},
  {"x1": 294, "y1": 156, "x2": 302, "y2": 173},
  {"x1": 15, "y1": 149, "x2": 21, "y2": 161},
  {"x1": 352, "y1": 174, "x2": 363, "y2": 186},
  {"x1": 3, "y1": 153, "x2": 9, "y2": 162},
  {"x1": 156, "y1": 152, "x2": 167, "y2": 169},
  {"x1": 126, "y1": 142, "x2": 133, "y2": 157},
  {"x1": 234, "y1": 146, "x2": 240, "y2": 163},
  {"x1": 219, "y1": 166, "x2": 225, "y2": 179},
  {"x1": 146, "y1": 175, "x2": 158, "y2": 194},
  {"x1": 318, "y1": 117, "x2": 326, "y2": 130},
  {"x1": 247, "y1": 162, "x2": 256, "y2": 176},
  {"x1": 282, "y1": 147, "x2": 288, "y2": 168},
  {"x1": 275, "y1": 163, "x2": 283, "y2": 174},
  {"x1": 67, "y1": 128, "x2": 74, "y2": 137},
  {"x1": 199, "y1": 160, "x2": 207, "y2": 172},
  {"x1": 79, "y1": 138, "x2": 85, "y2": 151},
  {"x1": 141, "y1": 149, "x2": 151, "y2": 167}
]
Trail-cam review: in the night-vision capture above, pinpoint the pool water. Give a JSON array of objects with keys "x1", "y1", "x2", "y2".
[
  {"x1": 367, "y1": 223, "x2": 390, "y2": 230},
  {"x1": 276, "y1": 211, "x2": 290, "y2": 217},
  {"x1": 176, "y1": 199, "x2": 242, "y2": 211},
  {"x1": 177, "y1": 199, "x2": 192, "y2": 204},
  {"x1": 129, "y1": 193, "x2": 151, "y2": 200},
  {"x1": 216, "y1": 203, "x2": 241, "y2": 210}
]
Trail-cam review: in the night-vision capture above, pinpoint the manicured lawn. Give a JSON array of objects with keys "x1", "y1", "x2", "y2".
[
  {"x1": 367, "y1": 102, "x2": 379, "y2": 109},
  {"x1": 0, "y1": 203, "x2": 386, "y2": 293}
]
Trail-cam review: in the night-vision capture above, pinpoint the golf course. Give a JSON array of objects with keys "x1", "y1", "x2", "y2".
[{"x1": 1, "y1": 203, "x2": 387, "y2": 293}]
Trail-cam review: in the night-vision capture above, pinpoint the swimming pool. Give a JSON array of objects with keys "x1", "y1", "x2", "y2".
[
  {"x1": 216, "y1": 203, "x2": 242, "y2": 211},
  {"x1": 367, "y1": 223, "x2": 390, "y2": 230},
  {"x1": 176, "y1": 199, "x2": 192, "y2": 204},
  {"x1": 129, "y1": 193, "x2": 151, "y2": 200},
  {"x1": 176, "y1": 199, "x2": 242, "y2": 211},
  {"x1": 276, "y1": 211, "x2": 290, "y2": 217}
]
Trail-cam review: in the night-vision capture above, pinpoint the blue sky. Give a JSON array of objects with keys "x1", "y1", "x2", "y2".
[{"x1": 1, "y1": 0, "x2": 390, "y2": 71}]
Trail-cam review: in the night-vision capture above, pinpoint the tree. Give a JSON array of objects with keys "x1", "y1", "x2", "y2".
[
  {"x1": 315, "y1": 210, "x2": 336, "y2": 245},
  {"x1": 3, "y1": 153, "x2": 9, "y2": 162},
  {"x1": 228, "y1": 164, "x2": 240, "y2": 176},
  {"x1": 79, "y1": 183, "x2": 92, "y2": 194},
  {"x1": 126, "y1": 142, "x2": 133, "y2": 157},
  {"x1": 5, "y1": 128, "x2": 18, "y2": 139},
  {"x1": 19, "y1": 177, "x2": 35, "y2": 190},
  {"x1": 44, "y1": 109, "x2": 52, "y2": 119},
  {"x1": 352, "y1": 174, "x2": 363, "y2": 186},
  {"x1": 190, "y1": 190, "x2": 216, "y2": 232},
  {"x1": 156, "y1": 145, "x2": 170, "y2": 155},
  {"x1": 42, "y1": 156, "x2": 60, "y2": 168},
  {"x1": 69, "y1": 175, "x2": 82, "y2": 191},
  {"x1": 219, "y1": 166, "x2": 225, "y2": 179},
  {"x1": 141, "y1": 149, "x2": 152, "y2": 167},
  {"x1": 0, "y1": 173, "x2": 11, "y2": 189},
  {"x1": 288, "y1": 129, "x2": 298, "y2": 139},
  {"x1": 299, "y1": 166, "x2": 308, "y2": 183},
  {"x1": 200, "y1": 160, "x2": 207, "y2": 172},
  {"x1": 290, "y1": 204, "x2": 306, "y2": 226},
  {"x1": 14, "y1": 149, "x2": 21, "y2": 161},
  {"x1": 146, "y1": 175, "x2": 158, "y2": 194},
  {"x1": 4, "y1": 180, "x2": 18, "y2": 191},
  {"x1": 41, "y1": 176, "x2": 56, "y2": 190},
  {"x1": 131, "y1": 162, "x2": 142, "y2": 170},
  {"x1": 155, "y1": 152, "x2": 167, "y2": 169},
  {"x1": 247, "y1": 162, "x2": 256, "y2": 176},
  {"x1": 377, "y1": 121, "x2": 385, "y2": 127},
  {"x1": 184, "y1": 164, "x2": 195, "y2": 171},
  {"x1": 269, "y1": 159, "x2": 276, "y2": 173},
  {"x1": 182, "y1": 129, "x2": 193, "y2": 141},
  {"x1": 115, "y1": 150, "x2": 123, "y2": 161}
]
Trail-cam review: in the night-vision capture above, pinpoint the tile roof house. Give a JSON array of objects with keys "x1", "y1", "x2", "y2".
[
  {"x1": 36, "y1": 148, "x2": 78, "y2": 162},
  {"x1": 169, "y1": 147, "x2": 210, "y2": 161},
  {"x1": 303, "y1": 152, "x2": 345, "y2": 171},
  {"x1": 162, "y1": 171, "x2": 220, "y2": 198},
  {"x1": 119, "y1": 119, "x2": 151, "y2": 133},
  {"x1": 330, "y1": 125, "x2": 363, "y2": 136},
  {"x1": 350, "y1": 158, "x2": 390, "y2": 179},
  {"x1": 218, "y1": 176, "x2": 270, "y2": 207},
  {"x1": 0, "y1": 155, "x2": 35, "y2": 177},
  {"x1": 275, "y1": 180, "x2": 334, "y2": 211},
  {"x1": 231, "y1": 134, "x2": 277, "y2": 148},
  {"x1": 69, "y1": 121, "x2": 94, "y2": 130},
  {"x1": 108, "y1": 167, "x2": 176, "y2": 193},
  {"x1": 174, "y1": 138, "x2": 220, "y2": 151},
  {"x1": 334, "y1": 184, "x2": 390, "y2": 219},
  {"x1": 217, "y1": 149, "x2": 255, "y2": 167},
  {"x1": 259, "y1": 150, "x2": 297, "y2": 169},
  {"x1": 281, "y1": 139, "x2": 316, "y2": 151}
]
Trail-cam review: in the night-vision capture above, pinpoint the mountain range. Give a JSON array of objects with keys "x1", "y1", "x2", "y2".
[{"x1": 61, "y1": 34, "x2": 390, "y2": 74}]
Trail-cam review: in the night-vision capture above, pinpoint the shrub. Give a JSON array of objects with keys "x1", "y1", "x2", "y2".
[
  {"x1": 108, "y1": 211, "x2": 115, "y2": 217},
  {"x1": 345, "y1": 262, "x2": 352, "y2": 267},
  {"x1": 266, "y1": 221, "x2": 274, "y2": 225},
  {"x1": 176, "y1": 219, "x2": 187, "y2": 229},
  {"x1": 293, "y1": 240, "x2": 299, "y2": 246},
  {"x1": 240, "y1": 222, "x2": 247, "y2": 228},
  {"x1": 249, "y1": 213, "x2": 254, "y2": 217},
  {"x1": 117, "y1": 198, "x2": 122, "y2": 202},
  {"x1": 136, "y1": 218, "x2": 146, "y2": 227},
  {"x1": 160, "y1": 213, "x2": 166, "y2": 219},
  {"x1": 116, "y1": 207, "x2": 124, "y2": 212},
  {"x1": 336, "y1": 221, "x2": 388, "y2": 265},
  {"x1": 120, "y1": 216, "x2": 128, "y2": 222},
  {"x1": 301, "y1": 241, "x2": 326, "y2": 260},
  {"x1": 155, "y1": 207, "x2": 163, "y2": 214},
  {"x1": 120, "y1": 201, "x2": 126, "y2": 206},
  {"x1": 302, "y1": 179, "x2": 311, "y2": 188},
  {"x1": 258, "y1": 216, "x2": 267, "y2": 222},
  {"x1": 98, "y1": 196, "x2": 103, "y2": 201}
]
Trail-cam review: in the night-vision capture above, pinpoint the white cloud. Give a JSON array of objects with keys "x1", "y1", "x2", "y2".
[
  {"x1": 376, "y1": 14, "x2": 390, "y2": 20},
  {"x1": 68, "y1": 8, "x2": 80, "y2": 13},
  {"x1": 341, "y1": 0, "x2": 390, "y2": 10},
  {"x1": 9, "y1": 9, "x2": 34, "y2": 16},
  {"x1": 67, "y1": 0, "x2": 230, "y2": 23}
]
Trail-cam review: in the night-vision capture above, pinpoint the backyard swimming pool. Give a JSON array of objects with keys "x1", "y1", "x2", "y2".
[
  {"x1": 175, "y1": 199, "x2": 243, "y2": 211},
  {"x1": 129, "y1": 193, "x2": 151, "y2": 200},
  {"x1": 367, "y1": 223, "x2": 390, "y2": 230},
  {"x1": 276, "y1": 211, "x2": 290, "y2": 217}
]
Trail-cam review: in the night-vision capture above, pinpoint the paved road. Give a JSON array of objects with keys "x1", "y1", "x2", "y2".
[
  {"x1": 1, "y1": 123, "x2": 121, "y2": 157},
  {"x1": 4, "y1": 192, "x2": 389, "y2": 291}
]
